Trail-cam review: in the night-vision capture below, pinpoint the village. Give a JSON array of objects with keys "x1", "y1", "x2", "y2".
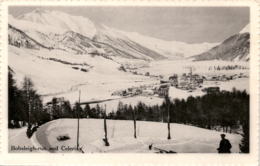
[{"x1": 112, "y1": 67, "x2": 249, "y2": 98}]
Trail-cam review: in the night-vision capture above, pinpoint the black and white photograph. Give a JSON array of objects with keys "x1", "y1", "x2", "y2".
[{"x1": 7, "y1": 6, "x2": 250, "y2": 154}]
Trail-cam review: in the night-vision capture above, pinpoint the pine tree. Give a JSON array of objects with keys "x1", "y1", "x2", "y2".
[
  {"x1": 8, "y1": 70, "x2": 21, "y2": 127},
  {"x1": 239, "y1": 121, "x2": 249, "y2": 153},
  {"x1": 83, "y1": 104, "x2": 90, "y2": 118},
  {"x1": 73, "y1": 102, "x2": 83, "y2": 118},
  {"x1": 62, "y1": 101, "x2": 73, "y2": 118},
  {"x1": 22, "y1": 77, "x2": 35, "y2": 125}
]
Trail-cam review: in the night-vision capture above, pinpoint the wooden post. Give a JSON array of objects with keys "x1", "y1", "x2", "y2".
[
  {"x1": 167, "y1": 100, "x2": 171, "y2": 140},
  {"x1": 76, "y1": 90, "x2": 81, "y2": 150},
  {"x1": 103, "y1": 105, "x2": 109, "y2": 146},
  {"x1": 133, "y1": 109, "x2": 137, "y2": 138},
  {"x1": 26, "y1": 81, "x2": 31, "y2": 126},
  {"x1": 161, "y1": 108, "x2": 164, "y2": 123}
]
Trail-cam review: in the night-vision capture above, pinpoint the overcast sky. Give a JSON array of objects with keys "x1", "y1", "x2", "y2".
[{"x1": 9, "y1": 6, "x2": 249, "y2": 43}]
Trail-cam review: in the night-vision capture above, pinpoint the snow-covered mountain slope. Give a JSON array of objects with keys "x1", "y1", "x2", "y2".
[
  {"x1": 50, "y1": 31, "x2": 103, "y2": 54},
  {"x1": 123, "y1": 31, "x2": 218, "y2": 59},
  {"x1": 9, "y1": 25, "x2": 142, "y2": 60},
  {"x1": 191, "y1": 24, "x2": 250, "y2": 61},
  {"x1": 9, "y1": 10, "x2": 166, "y2": 61},
  {"x1": 8, "y1": 24, "x2": 53, "y2": 50},
  {"x1": 240, "y1": 24, "x2": 249, "y2": 34},
  {"x1": 191, "y1": 32, "x2": 250, "y2": 61},
  {"x1": 93, "y1": 25, "x2": 165, "y2": 60},
  {"x1": 9, "y1": 9, "x2": 219, "y2": 61},
  {"x1": 13, "y1": 8, "x2": 96, "y2": 39}
]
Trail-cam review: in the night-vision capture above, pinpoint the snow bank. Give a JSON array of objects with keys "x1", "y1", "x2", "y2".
[{"x1": 35, "y1": 119, "x2": 242, "y2": 153}]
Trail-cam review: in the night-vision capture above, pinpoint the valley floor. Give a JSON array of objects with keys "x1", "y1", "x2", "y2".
[{"x1": 9, "y1": 46, "x2": 249, "y2": 113}]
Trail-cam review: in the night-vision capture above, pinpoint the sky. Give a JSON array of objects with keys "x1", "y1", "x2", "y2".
[{"x1": 9, "y1": 6, "x2": 249, "y2": 43}]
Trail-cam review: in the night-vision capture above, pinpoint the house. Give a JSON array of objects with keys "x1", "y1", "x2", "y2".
[
  {"x1": 160, "y1": 80, "x2": 169, "y2": 84},
  {"x1": 202, "y1": 87, "x2": 220, "y2": 94},
  {"x1": 220, "y1": 75, "x2": 229, "y2": 81},
  {"x1": 145, "y1": 72, "x2": 150, "y2": 76},
  {"x1": 169, "y1": 74, "x2": 178, "y2": 87},
  {"x1": 155, "y1": 83, "x2": 170, "y2": 97},
  {"x1": 44, "y1": 97, "x2": 65, "y2": 120},
  {"x1": 142, "y1": 89, "x2": 154, "y2": 96},
  {"x1": 176, "y1": 72, "x2": 204, "y2": 90}
]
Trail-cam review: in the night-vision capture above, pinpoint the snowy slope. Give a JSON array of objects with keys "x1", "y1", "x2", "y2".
[
  {"x1": 14, "y1": 8, "x2": 96, "y2": 39},
  {"x1": 240, "y1": 24, "x2": 249, "y2": 33},
  {"x1": 191, "y1": 24, "x2": 250, "y2": 61},
  {"x1": 35, "y1": 118, "x2": 242, "y2": 153},
  {"x1": 9, "y1": 45, "x2": 157, "y2": 104},
  {"x1": 123, "y1": 31, "x2": 218, "y2": 59},
  {"x1": 192, "y1": 32, "x2": 250, "y2": 61},
  {"x1": 93, "y1": 25, "x2": 166, "y2": 60},
  {"x1": 8, "y1": 24, "x2": 52, "y2": 50},
  {"x1": 9, "y1": 11, "x2": 166, "y2": 61}
]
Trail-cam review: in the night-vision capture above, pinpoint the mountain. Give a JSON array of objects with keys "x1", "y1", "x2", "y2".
[
  {"x1": 8, "y1": 24, "x2": 53, "y2": 50},
  {"x1": 240, "y1": 24, "x2": 249, "y2": 34},
  {"x1": 122, "y1": 31, "x2": 218, "y2": 59},
  {"x1": 9, "y1": 9, "x2": 218, "y2": 61},
  {"x1": 14, "y1": 8, "x2": 96, "y2": 39},
  {"x1": 93, "y1": 25, "x2": 165, "y2": 60},
  {"x1": 9, "y1": 10, "x2": 166, "y2": 61},
  {"x1": 191, "y1": 24, "x2": 250, "y2": 61}
]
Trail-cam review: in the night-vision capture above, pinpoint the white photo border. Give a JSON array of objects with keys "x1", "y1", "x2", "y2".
[{"x1": 0, "y1": 0, "x2": 259, "y2": 165}]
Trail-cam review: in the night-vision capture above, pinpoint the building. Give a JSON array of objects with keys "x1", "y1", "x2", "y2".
[
  {"x1": 142, "y1": 89, "x2": 154, "y2": 96},
  {"x1": 202, "y1": 87, "x2": 220, "y2": 94},
  {"x1": 169, "y1": 74, "x2": 178, "y2": 87},
  {"x1": 154, "y1": 83, "x2": 170, "y2": 97},
  {"x1": 177, "y1": 73, "x2": 204, "y2": 90},
  {"x1": 44, "y1": 97, "x2": 65, "y2": 120}
]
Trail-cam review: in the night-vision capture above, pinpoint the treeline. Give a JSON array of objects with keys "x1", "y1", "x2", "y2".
[
  {"x1": 50, "y1": 88, "x2": 249, "y2": 137},
  {"x1": 108, "y1": 89, "x2": 249, "y2": 134},
  {"x1": 8, "y1": 70, "x2": 50, "y2": 128}
]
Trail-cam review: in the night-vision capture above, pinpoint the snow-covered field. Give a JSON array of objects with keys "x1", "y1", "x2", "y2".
[
  {"x1": 33, "y1": 119, "x2": 241, "y2": 153},
  {"x1": 89, "y1": 76, "x2": 248, "y2": 113},
  {"x1": 9, "y1": 45, "x2": 157, "y2": 104},
  {"x1": 136, "y1": 59, "x2": 249, "y2": 77}
]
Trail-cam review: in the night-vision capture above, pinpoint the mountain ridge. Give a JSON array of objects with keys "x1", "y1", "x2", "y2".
[
  {"x1": 9, "y1": 9, "x2": 220, "y2": 61},
  {"x1": 191, "y1": 31, "x2": 250, "y2": 61}
]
